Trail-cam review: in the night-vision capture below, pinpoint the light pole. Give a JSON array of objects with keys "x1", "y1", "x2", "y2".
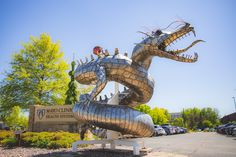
[{"x1": 232, "y1": 96, "x2": 236, "y2": 111}]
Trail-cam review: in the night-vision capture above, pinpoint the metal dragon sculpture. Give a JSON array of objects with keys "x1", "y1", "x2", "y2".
[{"x1": 73, "y1": 21, "x2": 203, "y2": 137}]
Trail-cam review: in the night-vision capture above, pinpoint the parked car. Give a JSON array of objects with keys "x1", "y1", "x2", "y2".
[
  {"x1": 225, "y1": 124, "x2": 236, "y2": 135},
  {"x1": 216, "y1": 123, "x2": 234, "y2": 134},
  {"x1": 216, "y1": 122, "x2": 236, "y2": 136},
  {"x1": 180, "y1": 127, "x2": 188, "y2": 133},
  {"x1": 232, "y1": 128, "x2": 236, "y2": 136},
  {"x1": 153, "y1": 125, "x2": 166, "y2": 136},
  {"x1": 161, "y1": 124, "x2": 174, "y2": 135}
]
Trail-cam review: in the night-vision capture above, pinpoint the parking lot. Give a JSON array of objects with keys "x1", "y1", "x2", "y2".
[
  {"x1": 0, "y1": 132, "x2": 235, "y2": 157},
  {"x1": 142, "y1": 132, "x2": 236, "y2": 157}
]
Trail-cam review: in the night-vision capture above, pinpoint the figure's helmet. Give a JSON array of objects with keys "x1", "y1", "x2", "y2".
[{"x1": 93, "y1": 46, "x2": 103, "y2": 56}]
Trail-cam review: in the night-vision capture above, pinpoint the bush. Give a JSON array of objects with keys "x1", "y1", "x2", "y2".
[
  {"x1": 0, "y1": 130, "x2": 14, "y2": 141},
  {"x1": 21, "y1": 131, "x2": 82, "y2": 149},
  {"x1": 0, "y1": 131, "x2": 90, "y2": 149},
  {"x1": 1, "y1": 137, "x2": 17, "y2": 147}
]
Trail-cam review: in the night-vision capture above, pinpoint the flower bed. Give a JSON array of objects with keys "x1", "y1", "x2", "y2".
[{"x1": 0, "y1": 130, "x2": 88, "y2": 149}]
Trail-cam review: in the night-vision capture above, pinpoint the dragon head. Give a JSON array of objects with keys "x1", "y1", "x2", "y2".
[{"x1": 135, "y1": 21, "x2": 204, "y2": 63}]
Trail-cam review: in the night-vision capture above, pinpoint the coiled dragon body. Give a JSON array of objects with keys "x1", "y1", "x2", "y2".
[{"x1": 73, "y1": 22, "x2": 203, "y2": 137}]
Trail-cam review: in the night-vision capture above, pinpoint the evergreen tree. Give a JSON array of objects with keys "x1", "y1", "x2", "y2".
[{"x1": 65, "y1": 61, "x2": 78, "y2": 105}]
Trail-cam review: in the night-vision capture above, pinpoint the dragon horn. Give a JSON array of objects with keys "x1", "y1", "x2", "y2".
[
  {"x1": 104, "y1": 94, "x2": 108, "y2": 100},
  {"x1": 91, "y1": 54, "x2": 94, "y2": 61},
  {"x1": 110, "y1": 92, "x2": 113, "y2": 97},
  {"x1": 137, "y1": 31, "x2": 153, "y2": 38},
  {"x1": 80, "y1": 59, "x2": 83, "y2": 64},
  {"x1": 115, "y1": 48, "x2": 119, "y2": 55},
  {"x1": 104, "y1": 49, "x2": 110, "y2": 56},
  {"x1": 76, "y1": 60, "x2": 80, "y2": 66}
]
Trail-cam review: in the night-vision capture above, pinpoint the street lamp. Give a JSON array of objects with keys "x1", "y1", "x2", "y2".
[{"x1": 232, "y1": 96, "x2": 236, "y2": 111}]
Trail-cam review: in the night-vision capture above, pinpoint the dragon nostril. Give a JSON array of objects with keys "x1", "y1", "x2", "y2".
[{"x1": 155, "y1": 30, "x2": 162, "y2": 36}]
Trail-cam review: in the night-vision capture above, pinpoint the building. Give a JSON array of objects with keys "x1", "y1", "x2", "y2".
[
  {"x1": 221, "y1": 112, "x2": 236, "y2": 124},
  {"x1": 170, "y1": 112, "x2": 182, "y2": 120}
]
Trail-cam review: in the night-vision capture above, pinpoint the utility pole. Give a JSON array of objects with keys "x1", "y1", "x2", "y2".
[{"x1": 232, "y1": 96, "x2": 236, "y2": 111}]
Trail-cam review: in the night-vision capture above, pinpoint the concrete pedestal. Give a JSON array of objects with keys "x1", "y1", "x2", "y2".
[{"x1": 72, "y1": 139, "x2": 146, "y2": 155}]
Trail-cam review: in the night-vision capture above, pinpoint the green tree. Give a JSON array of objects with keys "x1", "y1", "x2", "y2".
[
  {"x1": 135, "y1": 104, "x2": 170, "y2": 125},
  {"x1": 172, "y1": 117, "x2": 184, "y2": 127},
  {"x1": 181, "y1": 107, "x2": 201, "y2": 130},
  {"x1": 199, "y1": 107, "x2": 219, "y2": 128},
  {"x1": 135, "y1": 104, "x2": 151, "y2": 114},
  {"x1": 0, "y1": 33, "x2": 69, "y2": 114},
  {"x1": 5, "y1": 106, "x2": 28, "y2": 130},
  {"x1": 150, "y1": 107, "x2": 170, "y2": 125},
  {"x1": 181, "y1": 107, "x2": 220, "y2": 130},
  {"x1": 201, "y1": 120, "x2": 213, "y2": 129},
  {"x1": 65, "y1": 61, "x2": 78, "y2": 105},
  {"x1": 200, "y1": 107, "x2": 219, "y2": 127}
]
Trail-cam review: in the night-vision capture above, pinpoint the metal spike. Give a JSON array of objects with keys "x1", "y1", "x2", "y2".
[
  {"x1": 80, "y1": 59, "x2": 83, "y2": 64},
  {"x1": 104, "y1": 94, "x2": 108, "y2": 100},
  {"x1": 194, "y1": 53, "x2": 198, "y2": 59},
  {"x1": 115, "y1": 48, "x2": 119, "y2": 55},
  {"x1": 76, "y1": 60, "x2": 80, "y2": 66},
  {"x1": 99, "y1": 96, "x2": 102, "y2": 101},
  {"x1": 104, "y1": 49, "x2": 110, "y2": 56},
  {"x1": 91, "y1": 54, "x2": 94, "y2": 61}
]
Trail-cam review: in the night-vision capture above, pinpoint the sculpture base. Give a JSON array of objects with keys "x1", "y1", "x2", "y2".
[{"x1": 72, "y1": 139, "x2": 151, "y2": 155}]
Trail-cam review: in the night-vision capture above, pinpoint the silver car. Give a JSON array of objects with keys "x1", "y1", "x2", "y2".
[{"x1": 153, "y1": 125, "x2": 167, "y2": 136}]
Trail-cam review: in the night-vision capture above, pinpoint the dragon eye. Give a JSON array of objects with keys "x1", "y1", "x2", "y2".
[{"x1": 155, "y1": 30, "x2": 162, "y2": 36}]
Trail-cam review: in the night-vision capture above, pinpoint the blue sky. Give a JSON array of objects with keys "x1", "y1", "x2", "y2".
[{"x1": 0, "y1": 0, "x2": 236, "y2": 116}]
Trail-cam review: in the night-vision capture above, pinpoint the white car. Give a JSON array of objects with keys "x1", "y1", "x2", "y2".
[{"x1": 153, "y1": 125, "x2": 167, "y2": 136}]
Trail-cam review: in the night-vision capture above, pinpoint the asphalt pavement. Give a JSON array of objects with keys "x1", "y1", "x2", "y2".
[{"x1": 142, "y1": 132, "x2": 236, "y2": 157}]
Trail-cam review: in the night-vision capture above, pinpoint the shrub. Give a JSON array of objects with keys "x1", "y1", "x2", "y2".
[
  {"x1": 0, "y1": 131, "x2": 90, "y2": 149},
  {"x1": 0, "y1": 130, "x2": 14, "y2": 141},
  {"x1": 1, "y1": 137, "x2": 17, "y2": 147},
  {"x1": 21, "y1": 131, "x2": 82, "y2": 149}
]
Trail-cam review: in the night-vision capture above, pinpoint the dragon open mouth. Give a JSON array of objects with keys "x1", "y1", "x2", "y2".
[{"x1": 158, "y1": 23, "x2": 204, "y2": 62}]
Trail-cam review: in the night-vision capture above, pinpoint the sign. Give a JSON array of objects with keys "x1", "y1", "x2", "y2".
[{"x1": 34, "y1": 105, "x2": 77, "y2": 122}]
